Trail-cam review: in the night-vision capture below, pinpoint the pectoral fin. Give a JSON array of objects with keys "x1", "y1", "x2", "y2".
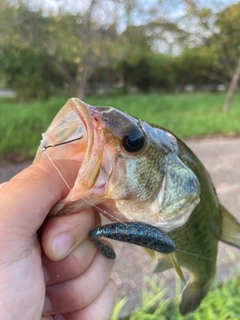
[
  {"x1": 154, "y1": 253, "x2": 186, "y2": 284},
  {"x1": 218, "y1": 205, "x2": 240, "y2": 248},
  {"x1": 170, "y1": 253, "x2": 186, "y2": 284},
  {"x1": 153, "y1": 256, "x2": 173, "y2": 273}
]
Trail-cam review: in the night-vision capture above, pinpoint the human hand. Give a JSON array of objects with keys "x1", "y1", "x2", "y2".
[{"x1": 0, "y1": 159, "x2": 117, "y2": 320}]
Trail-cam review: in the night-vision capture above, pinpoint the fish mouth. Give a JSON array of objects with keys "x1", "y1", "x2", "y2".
[
  {"x1": 34, "y1": 98, "x2": 105, "y2": 215},
  {"x1": 34, "y1": 98, "x2": 91, "y2": 163}
]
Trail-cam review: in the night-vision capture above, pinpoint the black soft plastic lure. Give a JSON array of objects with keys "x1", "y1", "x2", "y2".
[{"x1": 90, "y1": 222, "x2": 176, "y2": 259}]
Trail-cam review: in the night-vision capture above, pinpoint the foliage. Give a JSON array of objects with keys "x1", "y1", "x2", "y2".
[
  {"x1": 183, "y1": 1, "x2": 240, "y2": 110},
  {"x1": 0, "y1": 0, "x2": 120, "y2": 99},
  {"x1": 213, "y1": 2, "x2": 240, "y2": 78},
  {"x1": 115, "y1": 25, "x2": 153, "y2": 92},
  {"x1": 147, "y1": 54, "x2": 177, "y2": 91},
  {"x1": 2, "y1": 0, "x2": 238, "y2": 100},
  {"x1": 174, "y1": 46, "x2": 224, "y2": 87},
  {"x1": 0, "y1": 0, "x2": 190, "y2": 99},
  {"x1": 119, "y1": 53, "x2": 177, "y2": 92},
  {"x1": 115, "y1": 46, "x2": 224, "y2": 93},
  {"x1": 0, "y1": 44, "x2": 64, "y2": 99},
  {"x1": 112, "y1": 275, "x2": 240, "y2": 320},
  {"x1": 214, "y1": 2, "x2": 240, "y2": 110},
  {"x1": 1, "y1": 92, "x2": 240, "y2": 164}
]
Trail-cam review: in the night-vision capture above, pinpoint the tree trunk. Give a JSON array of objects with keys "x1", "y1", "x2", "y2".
[
  {"x1": 76, "y1": 66, "x2": 95, "y2": 100},
  {"x1": 223, "y1": 59, "x2": 240, "y2": 112},
  {"x1": 47, "y1": 54, "x2": 77, "y2": 87},
  {"x1": 76, "y1": 84, "x2": 85, "y2": 100}
]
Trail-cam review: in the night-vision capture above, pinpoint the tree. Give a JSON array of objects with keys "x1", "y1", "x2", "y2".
[
  {"x1": 215, "y1": 3, "x2": 240, "y2": 111},
  {"x1": 183, "y1": 1, "x2": 240, "y2": 111},
  {"x1": 0, "y1": 0, "x2": 120, "y2": 99},
  {"x1": 223, "y1": 59, "x2": 240, "y2": 111},
  {"x1": 116, "y1": 25, "x2": 153, "y2": 92},
  {"x1": 115, "y1": 0, "x2": 187, "y2": 92},
  {"x1": 0, "y1": 2, "x2": 60, "y2": 99}
]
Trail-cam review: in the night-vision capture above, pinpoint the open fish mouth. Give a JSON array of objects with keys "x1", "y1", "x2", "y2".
[
  {"x1": 34, "y1": 98, "x2": 90, "y2": 162},
  {"x1": 34, "y1": 98, "x2": 105, "y2": 214}
]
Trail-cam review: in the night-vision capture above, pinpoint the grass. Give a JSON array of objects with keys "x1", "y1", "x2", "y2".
[
  {"x1": 87, "y1": 92, "x2": 240, "y2": 138},
  {"x1": 112, "y1": 275, "x2": 240, "y2": 320},
  {"x1": 0, "y1": 96, "x2": 68, "y2": 163},
  {"x1": 0, "y1": 91, "x2": 240, "y2": 163}
]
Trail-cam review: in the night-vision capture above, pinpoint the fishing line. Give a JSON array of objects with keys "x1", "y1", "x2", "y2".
[
  {"x1": 43, "y1": 145, "x2": 211, "y2": 259},
  {"x1": 43, "y1": 140, "x2": 127, "y2": 225},
  {"x1": 77, "y1": 197, "x2": 127, "y2": 226},
  {"x1": 175, "y1": 248, "x2": 214, "y2": 261},
  {"x1": 44, "y1": 152, "x2": 71, "y2": 191},
  {"x1": 42, "y1": 136, "x2": 84, "y2": 191},
  {"x1": 43, "y1": 144, "x2": 212, "y2": 262}
]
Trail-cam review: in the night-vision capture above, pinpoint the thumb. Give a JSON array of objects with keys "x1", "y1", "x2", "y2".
[{"x1": 0, "y1": 159, "x2": 80, "y2": 243}]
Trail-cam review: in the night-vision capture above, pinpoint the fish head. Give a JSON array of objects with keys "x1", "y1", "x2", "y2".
[{"x1": 34, "y1": 98, "x2": 200, "y2": 232}]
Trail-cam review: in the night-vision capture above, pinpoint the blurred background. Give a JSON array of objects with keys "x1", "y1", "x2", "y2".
[
  {"x1": 1, "y1": 0, "x2": 240, "y2": 163},
  {"x1": 1, "y1": 1, "x2": 240, "y2": 319},
  {"x1": 0, "y1": 0, "x2": 240, "y2": 101},
  {"x1": 1, "y1": 0, "x2": 240, "y2": 164}
]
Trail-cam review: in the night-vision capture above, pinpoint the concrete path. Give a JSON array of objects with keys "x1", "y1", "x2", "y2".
[{"x1": 1, "y1": 137, "x2": 240, "y2": 314}]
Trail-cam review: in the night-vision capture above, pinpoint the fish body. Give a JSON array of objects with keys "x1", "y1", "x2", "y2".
[
  {"x1": 34, "y1": 98, "x2": 240, "y2": 315},
  {"x1": 157, "y1": 137, "x2": 220, "y2": 314},
  {"x1": 164, "y1": 138, "x2": 240, "y2": 314}
]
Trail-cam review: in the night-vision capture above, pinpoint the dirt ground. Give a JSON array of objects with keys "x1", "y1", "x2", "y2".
[{"x1": 1, "y1": 137, "x2": 240, "y2": 315}]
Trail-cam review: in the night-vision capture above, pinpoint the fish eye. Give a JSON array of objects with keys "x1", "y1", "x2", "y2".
[{"x1": 122, "y1": 129, "x2": 145, "y2": 152}]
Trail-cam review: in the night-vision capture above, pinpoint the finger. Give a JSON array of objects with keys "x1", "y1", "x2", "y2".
[
  {"x1": 0, "y1": 159, "x2": 80, "y2": 240},
  {"x1": 43, "y1": 250, "x2": 114, "y2": 315},
  {"x1": 0, "y1": 182, "x2": 7, "y2": 190},
  {"x1": 42, "y1": 239, "x2": 97, "y2": 285},
  {"x1": 56, "y1": 279, "x2": 117, "y2": 320},
  {"x1": 41, "y1": 207, "x2": 96, "y2": 261}
]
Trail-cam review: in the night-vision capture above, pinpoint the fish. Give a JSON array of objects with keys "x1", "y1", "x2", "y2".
[{"x1": 34, "y1": 98, "x2": 240, "y2": 315}]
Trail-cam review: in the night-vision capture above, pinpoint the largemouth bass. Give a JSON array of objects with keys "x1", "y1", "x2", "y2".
[{"x1": 34, "y1": 98, "x2": 240, "y2": 315}]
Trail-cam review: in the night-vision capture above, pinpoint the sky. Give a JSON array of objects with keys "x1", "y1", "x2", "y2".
[
  {"x1": 9, "y1": 0, "x2": 240, "y2": 56},
  {"x1": 17, "y1": 0, "x2": 240, "y2": 34},
  {"x1": 21, "y1": 0, "x2": 240, "y2": 17}
]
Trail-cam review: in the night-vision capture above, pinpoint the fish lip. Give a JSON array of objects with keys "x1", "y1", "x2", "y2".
[
  {"x1": 69, "y1": 98, "x2": 95, "y2": 164},
  {"x1": 53, "y1": 101, "x2": 107, "y2": 215},
  {"x1": 34, "y1": 98, "x2": 106, "y2": 216}
]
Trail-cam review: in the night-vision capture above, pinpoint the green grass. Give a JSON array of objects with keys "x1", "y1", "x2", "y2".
[
  {"x1": 86, "y1": 92, "x2": 240, "y2": 138},
  {"x1": 0, "y1": 96, "x2": 68, "y2": 163},
  {"x1": 112, "y1": 275, "x2": 240, "y2": 320},
  {"x1": 0, "y1": 92, "x2": 240, "y2": 163}
]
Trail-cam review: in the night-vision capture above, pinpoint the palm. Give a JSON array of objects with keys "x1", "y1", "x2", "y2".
[{"x1": 1, "y1": 236, "x2": 45, "y2": 319}]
